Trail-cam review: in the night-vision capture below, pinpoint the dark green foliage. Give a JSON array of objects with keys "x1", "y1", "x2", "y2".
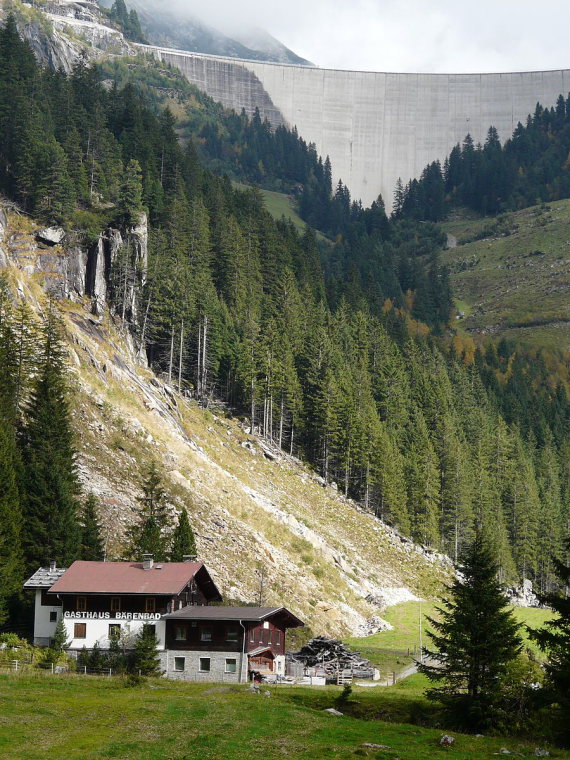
[
  {"x1": 21, "y1": 305, "x2": 81, "y2": 570},
  {"x1": 531, "y1": 540, "x2": 570, "y2": 745},
  {"x1": 397, "y1": 99, "x2": 570, "y2": 220},
  {"x1": 419, "y1": 532, "x2": 522, "y2": 731},
  {"x1": 170, "y1": 508, "x2": 197, "y2": 562},
  {"x1": 105, "y1": 0, "x2": 147, "y2": 43},
  {"x1": 0, "y1": 418, "x2": 23, "y2": 625},
  {"x1": 51, "y1": 617, "x2": 70, "y2": 652},
  {"x1": 80, "y1": 494, "x2": 105, "y2": 561},
  {"x1": 131, "y1": 624, "x2": 161, "y2": 676},
  {"x1": 127, "y1": 462, "x2": 170, "y2": 561}
]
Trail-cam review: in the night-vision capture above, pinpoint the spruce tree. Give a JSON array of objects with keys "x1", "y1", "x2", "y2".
[
  {"x1": 21, "y1": 305, "x2": 81, "y2": 570},
  {"x1": 131, "y1": 624, "x2": 160, "y2": 676},
  {"x1": 0, "y1": 417, "x2": 23, "y2": 625},
  {"x1": 127, "y1": 462, "x2": 170, "y2": 561},
  {"x1": 52, "y1": 617, "x2": 70, "y2": 652},
  {"x1": 170, "y1": 507, "x2": 196, "y2": 561},
  {"x1": 419, "y1": 531, "x2": 522, "y2": 731},
  {"x1": 80, "y1": 493, "x2": 105, "y2": 561},
  {"x1": 531, "y1": 539, "x2": 570, "y2": 745}
]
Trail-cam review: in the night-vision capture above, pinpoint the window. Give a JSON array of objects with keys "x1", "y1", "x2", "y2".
[
  {"x1": 145, "y1": 598, "x2": 155, "y2": 613},
  {"x1": 200, "y1": 627, "x2": 212, "y2": 642},
  {"x1": 259, "y1": 629, "x2": 264, "y2": 643},
  {"x1": 226, "y1": 626, "x2": 238, "y2": 642},
  {"x1": 76, "y1": 596, "x2": 87, "y2": 611},
  {"x1": 199, "y1": 657, "x2": 210, "y2": 672},
  {"x1": 263, "y1": 621, "x2": 270, "y2": 629},
  {"x1": 49, "y1": 611, "x2": 58, "y2": 623},
  {"x1": 225, "y1": 658, "x2": 237, "y2": 674},
  {"x1": 108, "y1": 624, "x2": 121, "y2": 639},
  {"x1": 111, "y1": 597, "x2": 121, "y2": 613},
  {"x1": 249, "y1": 628, "x2": 255, "y2": 643},
  {"x1": 174, "y1": 625, "x2": 187, "y2": 641},
  {"x1": 174, "y1": 657, "x2": 185, "y2": 672},
  {"x1": 276, "y1": 631, "x2": 281, "y2": 645},
  {"x1": 74, "y1": 623, "x2": 86, "y2": 639}
]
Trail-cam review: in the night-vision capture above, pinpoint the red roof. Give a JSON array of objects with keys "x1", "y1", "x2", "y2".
[{"x1": 48, "y1": 561, "x2": 218, "y2": 597}]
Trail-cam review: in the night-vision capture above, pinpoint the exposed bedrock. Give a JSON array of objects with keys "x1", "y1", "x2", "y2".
[{"x1": 141, "y1": 45, "x2": 570, "y2": 210}]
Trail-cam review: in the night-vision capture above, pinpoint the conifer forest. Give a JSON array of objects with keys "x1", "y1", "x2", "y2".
[{"x1": 1, "y1": 13, "x2": 570, "y2": 633}]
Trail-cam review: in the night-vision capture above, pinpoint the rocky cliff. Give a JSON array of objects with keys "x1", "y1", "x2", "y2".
[{"x1": 0, "y1": 205, "x2": 451, "y2": 638}]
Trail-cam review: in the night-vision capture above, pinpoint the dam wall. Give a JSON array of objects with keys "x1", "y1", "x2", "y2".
[{"x1": 140, "y1": 45, "x2": 570, "y2": 209}]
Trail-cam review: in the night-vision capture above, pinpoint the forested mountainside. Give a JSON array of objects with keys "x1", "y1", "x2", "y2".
[
  {"x1": 1, "y1": 16, "x2": 570, "y2": 611},
  {"x1": 395, "y1": 97, "x2": 570, "y2": 221}
]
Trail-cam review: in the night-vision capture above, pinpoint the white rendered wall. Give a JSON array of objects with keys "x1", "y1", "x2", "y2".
[
  {"x1": 33, "y1": 590, "x2": 61, "y2": 646},
  {"x1": 62, "y1": 616, "x2": 166, "y2": 650},
  {"x1": 140, "y1": 45, "x2": 570, "y2": 210}
]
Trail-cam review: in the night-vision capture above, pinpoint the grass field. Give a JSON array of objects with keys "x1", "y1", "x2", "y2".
[
  {"x1": 346, "y1": 602, "x2": 555, "y2": 676},
  {"x1": 1, "y1": 672, "x2": 566, "y2": 760},
  {"x1": 441, "y1": 199, "x2": 570, "y2": 348}
]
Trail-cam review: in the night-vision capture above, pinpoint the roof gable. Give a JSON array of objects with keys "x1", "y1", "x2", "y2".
[{"x1": 46, "y1": 561, "x2": 221, "y2": 599}]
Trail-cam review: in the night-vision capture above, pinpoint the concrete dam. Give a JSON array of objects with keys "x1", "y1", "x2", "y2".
[{"x1": 140, "y1": 44, "x2": 570, "y2": 209}]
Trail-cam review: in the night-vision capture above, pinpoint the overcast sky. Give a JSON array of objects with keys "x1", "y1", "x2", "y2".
[{"x1": 162, "y1": 0, "x2": 570, "y2": 73}]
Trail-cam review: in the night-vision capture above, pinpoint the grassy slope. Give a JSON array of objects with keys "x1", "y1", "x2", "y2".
[
  {"x1": 346, "y1": 601, "x2": 554, "y2": 675},
  {"x1": 441, "y1": 199, "x2": 570, "y2": 348},
  {"x1": 0, "y1": 674, "x2": 566, "y2": 760}
]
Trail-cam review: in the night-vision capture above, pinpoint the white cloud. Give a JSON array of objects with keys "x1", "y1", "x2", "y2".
[{"x1": 150, "y1": 0, "x2": 570, "y2": 73}]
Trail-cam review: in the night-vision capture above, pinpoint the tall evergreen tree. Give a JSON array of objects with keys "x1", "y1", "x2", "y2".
[
  {"x1": 419, "y1": 531, "x2": 522, "y2": 730},
  {"x1": 21, "y1": 305, "x2": 81, "y2": 570},
  {"x1": 80, "y1": 493, "x2": 105, "y2": 561},
  {"x1": 127, "y1": 461, "x2": 171, "y2": 561},
  {"x1": 131, "y1": 623, "x2": 161, "y2": 675},
  {"x1": 170, "y1": 507, "x2": 197, "y2": 562},
  {"x1": 531, "y1": 539, "x2": 570, "y2": 745}
]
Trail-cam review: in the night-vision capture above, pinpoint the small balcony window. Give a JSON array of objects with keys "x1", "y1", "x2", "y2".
[
  {"x1": 174, "y1": 625, "x2": 187, "y2": 641},
  {"x1": 200, "y1": 627, "x2": 212, "y2": 642},
  {"x1": 111, "y1": 597, "x2": 121, "y2": 613},
  {"x1": 226, "y1": 627, "x2": 238, "y2": 642},
  {"x1": 76, "y1": 596, "x2": 87, "y2": 611}
]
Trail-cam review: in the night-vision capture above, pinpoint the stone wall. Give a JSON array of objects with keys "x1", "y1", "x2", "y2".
[{"x1": 160, "y1": 649, "x2": 249, "y2": 682}]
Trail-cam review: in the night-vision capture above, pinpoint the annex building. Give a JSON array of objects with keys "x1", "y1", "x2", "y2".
[{"x1": 24, "y1": 555, "x2": 303, "y2": 682}]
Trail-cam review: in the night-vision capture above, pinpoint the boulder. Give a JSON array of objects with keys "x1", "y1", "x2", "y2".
[
  {"x1": 324, "y1": 708, "x2": 343, "y2": 716},
  {"x1": 37, "y1": 227, "x2": 65, "y2": 245},
  {"x1": 440, "y1": 735, "x2": 455, "y2": 747}
]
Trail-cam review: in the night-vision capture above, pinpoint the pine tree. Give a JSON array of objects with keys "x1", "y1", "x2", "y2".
[
  {"x1": 0, "y1": 417, "x2": 23, "y2": 625},
  {"x1": 131, "y1": 623, "x2": 161, "y2": 675},
  {"x1": 52, "y1": 617, "x2": 70, "y2": 652},
  {"x1": 80, "y1": 493, "x2": 105, "y2": 561},
  {"x1": 21, "y1": 304, "x2": 81, "y2": 570},
  {"x1": 531, "y1": 539, "x2": 570, "y2": 744},
  {"x1": 127, "y1": 461, "x2": 170, "y2": 561},
  {"x1": 170, "y1": 507, "x2": 197, "y2": 562},
  {"x1": 419, "y1": 531, "x2": 522, "y2": 731}
]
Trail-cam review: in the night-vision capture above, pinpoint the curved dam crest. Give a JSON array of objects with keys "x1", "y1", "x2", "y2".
[{"x1": 139, "y1": 44, "x2": 570, "y2": 209}]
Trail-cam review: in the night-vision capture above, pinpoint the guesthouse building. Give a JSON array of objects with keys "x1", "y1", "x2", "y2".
[{"x1": 24, "y1": 556, "x2": 303, "y2": 682}]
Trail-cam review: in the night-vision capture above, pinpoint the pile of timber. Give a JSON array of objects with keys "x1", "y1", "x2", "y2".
[{"x1": 288, "y1": 637, "x2": 375, "y2": 679}]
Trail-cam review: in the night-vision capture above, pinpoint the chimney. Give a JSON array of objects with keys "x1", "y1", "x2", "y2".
[
  {"x1": 49, "y1": 560, "x2": 56, "y2": 572},
  {"x1": 182, "y1": 555, "x2": 197, "y2": 563},
  {"x1": 142, "y1": 554, "x2": 154, "y2": 570}
]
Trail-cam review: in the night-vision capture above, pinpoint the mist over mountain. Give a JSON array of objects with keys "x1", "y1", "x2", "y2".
[{"x1": 103, "y1": 0, "x2": 313, "y2": 65}]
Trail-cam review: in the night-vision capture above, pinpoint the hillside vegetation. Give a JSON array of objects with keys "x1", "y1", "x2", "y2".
[{"x1": 441, "y1": 199, "x2": 570, "y2": 348}]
